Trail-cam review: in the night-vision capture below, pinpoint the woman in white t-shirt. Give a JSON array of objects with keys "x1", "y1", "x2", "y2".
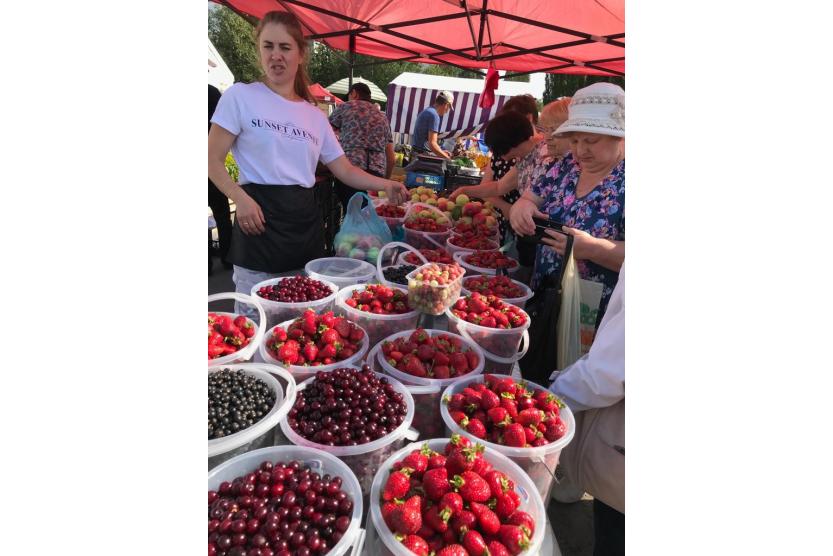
[{"x1": 208, "y1": 11, "x2": 408, "y2": 302}]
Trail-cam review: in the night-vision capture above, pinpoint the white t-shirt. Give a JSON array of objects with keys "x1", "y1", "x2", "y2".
[{"x1": 211, "y1": 82, "x2": 344, "y2": 187}]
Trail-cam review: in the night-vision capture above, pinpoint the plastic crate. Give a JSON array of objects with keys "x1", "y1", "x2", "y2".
[{"x1": 405, "y1": 171, "x2": 445, "y2": 192}]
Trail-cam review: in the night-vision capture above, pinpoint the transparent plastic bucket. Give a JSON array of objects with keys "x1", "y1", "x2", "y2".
[
  {"x1": 445, "y1": 304, "x2": 531, "y2": 358},
  {"x1": 439, "y1": 375, "x2": 576, "y2": 502},
  {"x1": 372, "y1": 199, "x2": 410, "y2": 235},
  {"x1": 406, "y1": 263, "x2": 466, "y2": 316},
  {"x1": 461, "y1": 276, "x2": 534, "y2": 309},
  {"x1": 480, "y1": 330, "x2": 530, "y2": 373},
  {"x1": 445, "y1": 235, "x2": 500, "y2": 258},
  {"x1": 453, "y1": 250, "x2": 521, "y2": 277},
  {"x1": 208, "y1": 445, "x2": 363, "y2": 556},
  {"x1": 279, "y1": 369, "x2": 419, "y2": 495},
  {"x1": 376, "y1": 241, "x2": 428, "y2": 292},
  {"x1": 207, "y1": 363, "x2": 297, "y2": 470},
  {"x1": 250, "y1": 276, "x2": 339, "y2": 330},
  {"x1": 334, "y1": 284, "x2": 420, "y2": 348},
  {"x1": 369, "y1": 438, "x2": 546, "y2": 556},
  {"x1": 372, "y1": 328, "x2": 485, "y2": 440},
  {"x1": 305, "y1": 257, "x2": 377, "y2": 290},
  {"x1": 451, "y1": 227, "x2": 501, "y2": 245},
  {"x1": 208, "y1": 293, "x2": 266, "y2": 367},
  {"x1": 403, "y1": 203, "x2": 452, "y2": 250},
  {"x1": 257, "y1": 318, "x2": 371, "y2": 382},
  {"x1": 397, "y1": 248, "x2": 455, "y2": 266}
]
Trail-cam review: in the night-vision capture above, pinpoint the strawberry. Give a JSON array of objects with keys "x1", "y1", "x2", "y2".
[
  {"x1": 487, "y1": 540, "x2": 512, "y2": 556},
  {"x1": 301, "y1": 342, "x2": 318, "y2": 363},
  {"x1": 462, "y1": 530, "x2": 489, "y2": 556},
  {"x1": 450, "y1": 411, "x2": 469, "y2": 426},
  {"x1": 494, "y1": 490, "x2": 520, "y2": 520},
  {"x1": 500, "y1": 397, "x2": 519, "y2": 419},
  {"x1": 470, "y1": 454, "x2": 493, "y2": 477},
  {"x1": 487, "y1": 407, "x2": 511, "y2": 427},
  {"x1": 465, "y1": 418, "x2": 487, "y2": 439},
  {"x1": 320, "y1": 311, "x2": 336, "y2": 328},
  {"x1": 333, "y1": 318, "x2": 352, "y2": 338},
  {"x1": 462, "y1": 387, "x2": 483, "y2": 408},
  {"x1": 433, "y1": 365, "x2": 451, "y2": 379},
  {"x1": 445, "y1": 393, "x2": 466, "y2": 411},
  {"x1": 485, "y1": 471, "x2": 514, "y2": 496},
  {"x1": 383, "y1": 468, "x2": 413, "y2": 501},
  {"x1": 399, "y1": 534, "x2": 430, "y2": 556},
  {"x1": 450, "y1": 352, "x2": 469, "y2": 375},
  {"x1": 450, "y1": 509, "x2": 477, "y2": 536},
  {"x1": 438, "y1": 492, "x2": 464, "y2": 520},
  {"x1": 423, "y1": 505, "x2": 449, "y2": 533},
  {"x1": 382, "y1": 500, "x2": 401, "y2": 530},
  {"x1": 301, "y1": 315, "x2": 318, "y2": 335},
  {"x1": 208, "y1": 344, "x2": 225, "y2": 359},
  {"x1": 426, "y1": 535, "x2": 444, "y2": 553},
  {"x1": 409, "y1": 328, "x2": 430, "y2": 345},
  {"x1": 404, "y1": 355, "x2": 428, "y2": 377},
  {"x1": 517, "y1": 408, "x2": 545, "y2": 427},
  {"x1": 319, "y1": 343, "x2": 338, "y2": 360},
  {"x1": 422, "y1": 467, "x2": 451, "y2": 501},
  {"x1": 503, "y1": 424, "x2": 526, "y2": 447},
  {"x1": 401, "y1": 446, "x2": 432, "y2": 477},
  {"x1": 498, "y1": 525, "x2": 529, "y2": 555},
  {"x1": 391, "y1": 495, "x2": 423, "y2": 535},
  {"x1": 271, "y1": 326, "x2": 288, "y2": 342},
  {"x1": 436, "y1": 545, "x2": 469, "y2": 556},
  {"x1": 446, "y1": 444, "x2": 482, "y2": 476},
  {"x1": 545, "y1": 416, "x2": 568, "y2": 441},
  {"x1": 427, "y1": 453, "x2": 446, "y2": 470},
  {"x1": 452, "y1": 471, "x2": 491, "y2": 503},
  {"x1": 507, "y1": 510, "x2": 535, "y2": 537},
  {"x1": 523, "y1": 426, "x2": 540, "y2": 444},
  {"x1": 434, "y1": 351, "x2": 450, "y2": 366},
  {"x1": 320, "y1": 328, "x2": 341, "y2": 345},
  {"x1": 416, "y1": 344, "x2": 435, "y2": 362},
  {"x1": 469, "y1": 502, "x2": 501, "y2": 536},
  {"x1": 277, "y1": 342, "x2": 299, "y2": 365},
  {"x1": 480, "y1": 389, "x2": 500, "y2": 410},
  {"x1": 349, "y1": 326, "x2": 365, "y2": 342},
  {"x1": 442, "y1": 528, "x2": 458, "y2": 545}
]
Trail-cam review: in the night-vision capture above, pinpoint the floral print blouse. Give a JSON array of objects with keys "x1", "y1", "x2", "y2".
[{"x1": 530, "y1": 152, "x2": 625, "y2": 326}]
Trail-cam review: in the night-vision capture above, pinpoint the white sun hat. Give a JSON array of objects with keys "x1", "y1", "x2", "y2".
[{"x1": 554, "y1": 82, "x2": 625, "y2": 137}]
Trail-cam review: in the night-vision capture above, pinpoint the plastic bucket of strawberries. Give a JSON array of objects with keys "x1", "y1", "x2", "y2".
[
  {"x1": 439, "y1": 374, "x2": 575, "y2": 502},
  {"x1": 445, "y1": 293, "x2": 532, "y2": 360},
  {"x1": 368, "y1": 436, "x2": 546, "y2": 556},
  {"x1": 334, "y1": 283, "x2": 421, "y2": 348},
  {"x1": 461, "y1": 274, "x2": 534, "y2": 309},
  {"x1": 453, "y1": 250, "x2": 521, "y2": 277},
  {"x1": 250, "y1": 275, "x2": 340, "y2": 330},
  {"x1": 208, "y1": 292, "x2": 267, "y2": 366},
  {"x1": 257, "y1": 309, "x2": 370, "y2": 382},
  {"x1": 373, "y1": 198, "x2": 411, "y2": 235}
]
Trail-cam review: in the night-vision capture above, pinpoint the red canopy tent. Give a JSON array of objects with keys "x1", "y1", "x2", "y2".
[
  {"x1": 214, "y1": 0, "x2": 624, "y2": 80},
  {"x1": 308, "y1": 83, "x2": 344, "y2": 104}
]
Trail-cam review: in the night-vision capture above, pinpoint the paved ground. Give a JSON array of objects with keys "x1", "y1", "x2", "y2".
[{"x1": 208, "y1": 255, "x2": 596, "y2": 555}]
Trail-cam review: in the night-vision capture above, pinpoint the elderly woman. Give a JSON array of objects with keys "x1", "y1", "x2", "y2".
[{"x1": 510, "y1": 83, "x2": 625, "y2": 325}]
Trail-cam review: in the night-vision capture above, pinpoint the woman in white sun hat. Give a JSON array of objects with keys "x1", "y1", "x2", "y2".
[{"x1": 509, "y1": 82, "x2": 625, "y2": 328}]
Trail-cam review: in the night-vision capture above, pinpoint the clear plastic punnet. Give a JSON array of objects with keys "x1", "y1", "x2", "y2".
[
  {"x1": 406, "y1": 263, "x2": 466, "y2": 316},
  {"x1": 208, "y1": 444, "x2": 364, "y2": 556},
  {"x1": 453, "y1": 250, "x2": 521, "y2": 277},
  {"x1": 461, "y1": 275, "x2": 535, "y2": 309},
  {"x1": 250, "y1": 276, "x2": 339, "y2": 329},
  {"x1": 207, "y1": 363, "x2": 296, "y2": 470},
  {"x1": 305, "y1": 257, "x2": 377, "y2": 290},
  {"x1": 334, "y1": 284, "x2": 420, "y2": 348},
  {"x1": 445, "y1": 302, "x2": 531, "y2": 358},
  {"x1": 439, "y1": 375, "x2": 576, "y2": 502},
  {"x1": 369, "y1": 438, "x2": 546, "y2": 556},
  {"x1": 279, "y1": 368, "x2": 419, "y2": 495},
  {"x1": 208, "y1": 292, "x2": 266, "y2": 367}
]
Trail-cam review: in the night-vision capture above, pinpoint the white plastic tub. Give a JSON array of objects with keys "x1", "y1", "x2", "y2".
[
  {"x1": 279, "y1": 369, "x2": 419, "y2": 495},
  {"x1": 461, "y1": 276, "x2": 534, "y2": 309},
  {"x1": 445, "y1": 234, "x2": 500, "y2": 258},
  {"x1": 445, "y1": 303, "x2": 531, "y2": 359},
  {"x1": 334, "y1": 284, "x2": 420, "y2": 348},
  {"x1": 208, "y1": 292, "x2": 266, "y2": 367},
  {"x1": 207, "y1": 363, "x2": 297, "y2": 470},
  {"x1": 250, "y1": 276, "x2": 339, "y2": 329},
  {"x1": 257, "y1": 318, "x2": 370, "y2": 382},
  {"x1": 439, "y1": 375, "x2": 575, "y2": 502},
  {"x1": 208, "y1": 445, "x2": 363, "y2": 556},
  {"x1": 305, "y1": 257, "x2": 377, "y2": 290},
  {"x1": 454, "y1": 250, "x2": 521, "y2": 277},
  {"x1": 369, "y1": 438, "x2": 546, "y2": 556}
]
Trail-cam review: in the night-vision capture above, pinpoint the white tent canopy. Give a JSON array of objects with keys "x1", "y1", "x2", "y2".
[
  {"x1": 208, "y1": 37, "x2": 234, "y2": 92},
  {"x1": 388, "y1": 72, "x2": 541, "y2": 98},
  {"x1": 325, "y1": 77, "x2": 387, "y2": 103}
]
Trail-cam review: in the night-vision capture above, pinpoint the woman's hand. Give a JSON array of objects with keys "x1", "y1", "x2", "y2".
[
  {"x1": 541, "y1": 226, "x2": 596, "y2": 259},
  {"x1": 383, "y1": 180, "x2": 409, "y2": 206},
  {"x1": 234, "y1": 192, "x2": 266, "y2": 236},
  {"x1": 509, "y1": 198, "x2": 548, "y2": 236},
  {"x1": 450, "y1": 186, "x2": 469, "y2": 201}
]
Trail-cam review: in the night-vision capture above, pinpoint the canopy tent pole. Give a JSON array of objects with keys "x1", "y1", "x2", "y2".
[{"x1": 348, "y1": 34, "x2": 355, "y2": 90}]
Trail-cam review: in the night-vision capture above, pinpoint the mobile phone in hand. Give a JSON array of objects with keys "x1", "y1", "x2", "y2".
[{"x1": 519, "y1": 217, "x2": 565, "y2": 245}]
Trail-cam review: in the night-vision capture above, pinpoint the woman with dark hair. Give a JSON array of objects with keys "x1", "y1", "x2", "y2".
[{"x1": 208, "y1": 11, "x2": 408, "y2": 312}]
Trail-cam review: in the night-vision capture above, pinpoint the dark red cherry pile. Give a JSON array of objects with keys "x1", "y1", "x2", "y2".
[{"x1": 256, "y1": 276, "x2": 333, "y2": 303}]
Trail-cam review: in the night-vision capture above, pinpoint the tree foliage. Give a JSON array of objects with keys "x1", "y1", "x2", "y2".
[
  {"x1": 543, "y1": 73, "x2": 624, "y2": 103},
  {"x1": 208, "y1": 6, "x2": 261, "y2": 84}
]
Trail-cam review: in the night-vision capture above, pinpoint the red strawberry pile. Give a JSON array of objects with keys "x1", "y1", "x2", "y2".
[
  {"x1": 265, "y1": 309, "x2": 365, "y2": 367},
  {"x1": 405, "y1": 217, "x2": 451, "y2": 233},
  {"x1": 208, "y1": 313, "x2": 255, "y2": 360},
  {"x1": 451, "y1": 293, "x2": 528, "y2": 329},
  {"x1": 453, "y1": 221, "x2": 499, "y2": 238},
  {"x1": 379, "y1": 436, "x2": 536, "y2": 556},
  {"x1": 404, "y1": 249, "x2": 455, "y2": 265},
  {"x1": 462, "y1": 251, "x2": 519, "y2": 270},
  {"x1": 344, "y1": 284, "x2": 412, "y2": 315},
  {"x1": 381, "y1": 328, "x2": 480, "y2": 380},
  {"x1": 376, "y1": 204, "x2": 407, "y2": 218},
  {"x1": 463, "y1": 275, "x2": 527, "y2": 300},
  {"x1": 445, "y1": 375, "x2": 568, "y2": 447},
  {"x1": 449, "y1": 235, "x2": 499, "y2": 251}
]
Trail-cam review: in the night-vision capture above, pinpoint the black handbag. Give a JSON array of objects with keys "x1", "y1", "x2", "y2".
[{"x1": 518, "y1": 232, "x2": 574, "y2": 385}]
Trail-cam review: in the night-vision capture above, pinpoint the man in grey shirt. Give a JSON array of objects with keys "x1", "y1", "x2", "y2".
[{"x1": 411, "y1": 90, "x2": 454, "y2": 159}]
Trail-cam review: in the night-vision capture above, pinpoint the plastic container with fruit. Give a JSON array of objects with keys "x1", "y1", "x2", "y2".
[
  {"x1": 371, "y1": 328, "x2": 485, "y2": 440},
  {"x1": 208, "y1": 292, "x2": 266, "y2": 366},
  {"x1": 208, "y1": 445, "x2": 364, "y2": 556},
  {"x1": 334, "y1": 283, "x2": 421, "y2": 348},
  {"x1": 403, "y1": 203, "x2": 452, "y2": 250},
  {"x1": 462, "y1": 274, "x2": 534, "y2": 309},
  {"x1": 305, "y1": 257, "x2": 377, "y2": 290},
  {"x1": 258, "y1": 315, "x2": 370, "y2": 382},
  {"x1": 445, "y1": 294, "x2": 532, "y2": 359},
  {"x1": 445, "y1": 234, "x2": 501, "y2": 258},
  {"x1": 376, "y1": 241, "x2": 428, "y2": 292},
  {"x1": 439, "y1": 375, "x2": 575, "y2": 502},
  {"x1": 454, "y1": 250, "x2": 521, "y2": 277},
  {"x1": 208, "y1": 363, "x2": 296, "y2": 470},
  {"x1": 397, "y1": 247, "x2": 455, "y2": 267},
  {"x1": 406, "y1": 262, "x2": 466, "y2": 316},
  {"x1": 369, "y1": 438, "x2": 546, "y2": 556},
  {"x1": 279, "y1": 367, "x2": 418, "y2": 495},
  {"x1": 250, "y1": 275, "x2": 339, "y2": 329},
  {"x1": 372, "y1": 198, "x2": 411, "y2": 235}
]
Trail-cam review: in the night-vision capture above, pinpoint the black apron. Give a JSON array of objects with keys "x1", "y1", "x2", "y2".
[{"x1": 228, "y1": 184, "x2": 325, "y2": 273}]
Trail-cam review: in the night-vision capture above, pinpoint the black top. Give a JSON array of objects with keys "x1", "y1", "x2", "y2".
[{"x1": 209, "y1": 84, "x2": 222, "y2": 134}]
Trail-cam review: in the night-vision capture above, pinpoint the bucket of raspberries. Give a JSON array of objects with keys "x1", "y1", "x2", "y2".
[
  {"x1": 279, "y1": 365, "x2": 418, "y2": 495},
  {"x1": 439, "y1": 374, "x2": 575, "y2": 502},
  {"x1": 403, "y1": 203, "x2": 452, "y2": 250},
  {"x1": 371, "y1": 328, "x2": 485, "y2": 440},
  {"x1": 453, "y1": 250, "x2": 520, "y2": 277},
  {"x1": 258, "y1": 309, "x2": 370, "y2": 382},
  {"x1": 461, "y1": 275, "x2": 534, "y2": 309},
  {"x1": 208, "y1": 444, "x2": 364, "y2": 556},
  {"x1": 334, "y1": 283, "x2": 421, "y2": 347},
  {"x1": 251, "y1": 275, "x2": 339, "y2": 329},
  {"x1": 208, "y1": 292, "x2": 267, "y2": 366},
  {"x1": 445, "y1": 293, "x2": 531, "y2": 360},
  {"x1": 376, "y1": 241, "x2": 428, "y2": 292},
  {"x1": 445, "y1": 234, "x2": 501, "y2": 258},
  {"x1": 407, "y1": 262, "x2": 466, "y2": 316},
  {"x1": 368, "y1": 436, "x2": 546, "y2": 556},
  {"x1": 208, "y1": 363, "x2": 297, "y2": 470},
  {"x1": 305, "y1": 257, "x2": 377, "y2": 291},
  {"x1": 374, "y1": 199, "x2": 411, "y2": 235}
]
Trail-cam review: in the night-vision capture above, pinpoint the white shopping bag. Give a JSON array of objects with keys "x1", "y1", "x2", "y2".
[
  {"x1": 579, "y1": 279, "x2": 604, "y2": 355},
  {"x1": 556, "y1": 248, "x2": 582, "y2": 370}
]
